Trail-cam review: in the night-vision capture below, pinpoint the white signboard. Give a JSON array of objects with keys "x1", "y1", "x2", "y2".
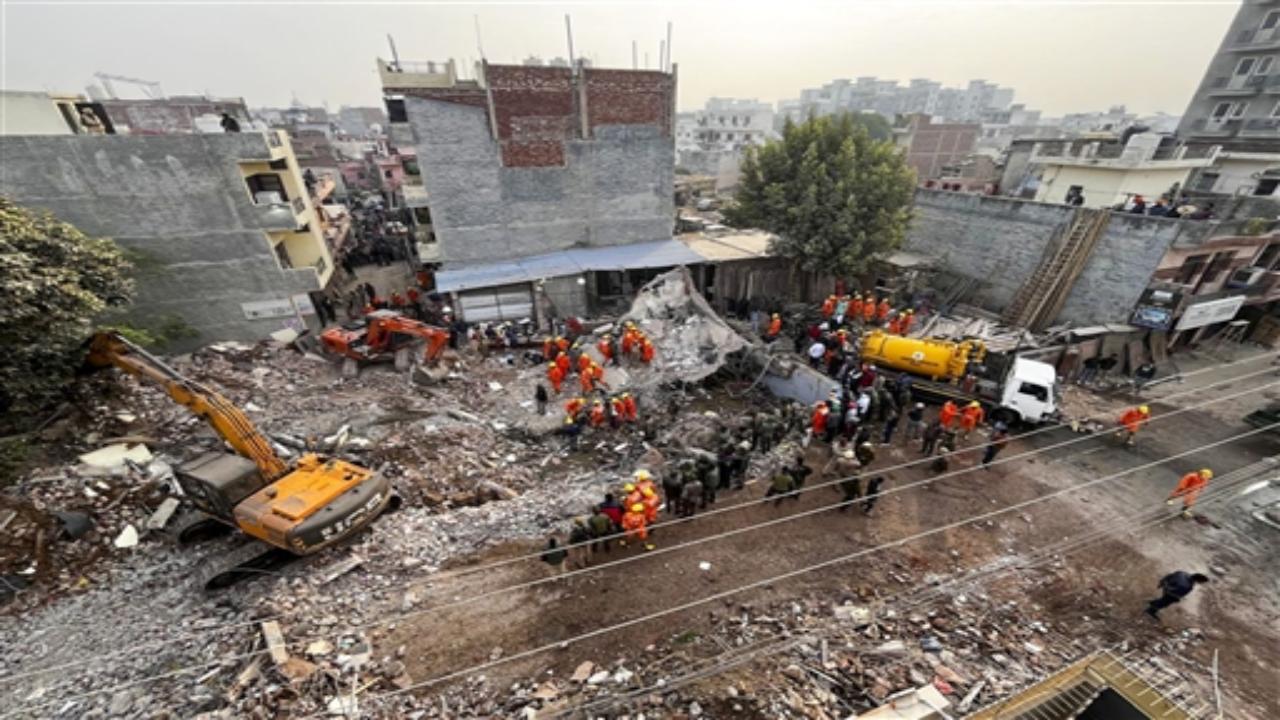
[
  {"x1": 1176, "y1": 295, "x2": 1246, "y2": 331},
  {"x1": 291, "y1": 293, "x2": 317, "y2": 317}
]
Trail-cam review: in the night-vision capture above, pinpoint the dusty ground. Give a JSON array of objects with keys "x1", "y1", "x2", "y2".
[{"x1": 1, "y1": 342, "x2": 1277, "y2": 719}]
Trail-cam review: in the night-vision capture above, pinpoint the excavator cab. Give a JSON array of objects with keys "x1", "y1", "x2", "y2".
[{"x1": 175, "y1": 451, "x2": 265, "y2": 521}]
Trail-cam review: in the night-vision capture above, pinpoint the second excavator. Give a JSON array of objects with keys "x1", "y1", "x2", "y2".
[
  {"x1": 85, "y1": 332, "x2": 399, "y2": 590},
  {"x1": 320, "y1": 309, "x2": 451, "y2": 376}
]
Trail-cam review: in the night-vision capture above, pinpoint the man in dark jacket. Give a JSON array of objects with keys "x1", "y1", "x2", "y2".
[{"x1": 1145, "y1": 571, "x2": 1210, "y2": 619}]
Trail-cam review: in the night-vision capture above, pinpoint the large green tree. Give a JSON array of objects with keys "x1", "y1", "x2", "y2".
[
  {"x1": 0, "y1": 197, "x2": 133, "y2": 418},
  {"x1": 725, "y1": 113, "x2": 916, "y2": 278}
]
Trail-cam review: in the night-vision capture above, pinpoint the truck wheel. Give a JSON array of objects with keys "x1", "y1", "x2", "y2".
[
  {"x1": 341, "y1": 358, "x2": 359, "y2": 378},
  {"x1": 992, "y1": 407, "x2": 1020, "y2": 428}
]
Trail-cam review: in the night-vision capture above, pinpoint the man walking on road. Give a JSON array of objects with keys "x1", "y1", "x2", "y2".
[
  {"x1": 982, "y1": 423, "x2": 1010, "y2": 468},
  {"x1": 1145, "y1": 571, "x2": 1209, "y2": 619},
  {"x1": 862, "y1": 476, "x2": 886, "y2": 515}
]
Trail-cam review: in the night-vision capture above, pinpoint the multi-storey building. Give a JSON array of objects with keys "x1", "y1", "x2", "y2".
[{"x1": 1177, "y1": 0, "x2": 1280, "y2": 150}]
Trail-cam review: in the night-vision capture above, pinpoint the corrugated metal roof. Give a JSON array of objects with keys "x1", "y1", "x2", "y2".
[
  {"x1": 680, "y1": 231, "x2": 775, "y2": 262},
  {"x1": 436, "y1": 239, "x2": 704, "y2": 293}
]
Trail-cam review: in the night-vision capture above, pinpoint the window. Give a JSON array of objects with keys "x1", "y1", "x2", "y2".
[
  {"x1": 1263, "y1": 10, "x2": 1280, "y2": 30},
  {"x1": 385, "y1": 98, "x2": 407, "y2": 123},
  {"x1": 1017, "y1": 383, "x2": 1048, "y2": 402},
  {"x1": 1193, "y1": 171, "x2": 1220, "y2": 191},
  {"x1": 1271, "y1": 100, "x2": 1280, "y2": 118},
  {"x1": 1211, "y1": 102, "x2": 1232, "y2": 119},
  {"x1": 1232, "y1": 102, "x2": 1250, "y2": 118},
  {"x1": 384, "y1": 169, "x2": 394, "y2": 179},
  {"x1": 1256, "y1": 243, "x2": 1280, "y2": 270},
  {"x1": 245, "y1": 173, "x2": 287, "y2": 203},
  {"x1": 1257, "y1": 57, "x2": 1275, "y2": 75},
  {"x1": 1236, "y1": 57, "x2": 1258, "y2": 76},
  {"x1": 1200, "y1": 251, "x2": 1236, "y2": 284},
  {"x1": 1177, "y1": 254, "x2": 1209, "y2": 285},
  {"x1": 1256, "y1": 177, "x2": 1280, "y2": 196}
]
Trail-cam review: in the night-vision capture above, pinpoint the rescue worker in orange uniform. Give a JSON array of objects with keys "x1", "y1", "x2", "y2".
[
  {"x1": 621, "y1": 503, "x2": 652, "y2": 549},
  {"x1": 811, "y1": 402, "x2": 830, "y2": 439},
  {"x1": 959, "y1": 401, "x2": 985, "y2": 439},
  {"x1": 640, "y1": 339, "x2": 655, "y2": 364},
  {"x1": 939, "y1": 400, "x2": 960, "y2": 430},
  {"x1": 597, "y1": 334, "x2": 615, "y2": 364},
  {"x1": 1117, "y1": 405, "x2": 1151, "y2": 446},
  {"x1": 577, "y1": 351, "x2": 592, "y2": 376},
  {"x1": 579, "y1": 366, "x2": 596, "y2": 394},
  {"x1": 564, "y1": 396, "x2": 586, "y2": 418},
  {"x1": 899, "y1": 309, "x2": 915, "y2": 335},
  {"x1": 849, "y1": 294, "x2": 864, "y2": 323},
  {"x1": 640, "y1": 485, "x2": 660, "y2": 523},
  {"x1": 886, "y1": 314, "x2": 903, "y2": 336},
  {"x1": 766, "y1": 313, "x2": 782, "y2": 340},
  {"x1": 591, "y1": 361, "x2": 606, "y2": 385},
  {"x1": 821, "y1": 295, "x2": 836, "y2": 319},
  {"x1": 546, "y1": 362, "x2": 564, "y2": 394},
  {"x1": 589, "y1": 399, "x2": 607, "y2": 428},
  {"x1": 621, "y1": 392, "x2": 638, "y2": 423},
  {"x1": 876, "y1": 299, "x2": 891, "y2": 324},
  {"x1": 555, "y1": 336, "x2": 570, "y2": 354},
  {"x1": 554, "y1": 351, "x2": 571, "y2": 377},
  {"x1": 623, "y1": 481, "x2": 643, "y2": 510},
  {"x1": 1167, "y1": 469, "x2": 1212, "y2": 518},
  {"x1": 542, "y1": 336, "x2": 557, "y2": 360},
  {"x1": 609, "y1": 395, "x2": 626, "y2": 428},
  {"x1": 862, "y1": 297, "x2": 877, "y2": 324}
]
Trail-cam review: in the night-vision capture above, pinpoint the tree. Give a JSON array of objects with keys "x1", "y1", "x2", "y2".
[
  {"x1": 0, "y1": 197, "x2": 133, "y2": 419},
  {"x1": 725, "y1": 113, "x2": 915, "y2": 279}
]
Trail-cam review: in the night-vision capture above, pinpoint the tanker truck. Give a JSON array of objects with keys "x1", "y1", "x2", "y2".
[{"x1": 859, "y1": 330, "x2": 1059, "y2": 425}]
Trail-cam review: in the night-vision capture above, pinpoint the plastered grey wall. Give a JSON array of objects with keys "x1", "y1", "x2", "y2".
[
  {"x1": 0, "y1": 133, "x2": 319, "y2": 349},
  {"x1": 905, "y1": 189, "x2": 1189, "y2": 326},
  {"x1": 406, "y1": 98, "x2": 675, "y2": 264}
]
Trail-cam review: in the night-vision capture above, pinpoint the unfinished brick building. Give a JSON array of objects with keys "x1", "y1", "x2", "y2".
[{"x1": 383, "y1": 60, "x2": 677, "y2": 266}]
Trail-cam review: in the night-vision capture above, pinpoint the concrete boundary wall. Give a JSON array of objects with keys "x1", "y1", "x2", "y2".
[
  {"x1": 0, "y1": 133, "x2": 320, "y2": 349},
  {"x1": 904, "y1": 189, "x2": 1198, "y2": 326}
]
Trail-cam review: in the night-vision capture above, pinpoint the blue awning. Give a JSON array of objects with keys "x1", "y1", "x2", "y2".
[{"x1": 437, "y1": 239, "x2": 704, "y2": 293}]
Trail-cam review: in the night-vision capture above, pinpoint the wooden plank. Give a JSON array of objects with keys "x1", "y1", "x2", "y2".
[{"x1": 260, "y1": 620, "x2": 289, "y2": 666}]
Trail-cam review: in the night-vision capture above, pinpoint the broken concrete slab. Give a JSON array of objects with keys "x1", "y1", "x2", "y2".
[
  {"x1": 261, "y1": 621, "x2": 290, "y2": 666},
  {"x1": 112, "y1": 525, "x2": 139, "y2": 549},
  {"x1": 145, "y1": 498, "x2": 180, "y2": 531},
  {"x1": 78, "y1": 443, "x2": 152, "y2": 471}
]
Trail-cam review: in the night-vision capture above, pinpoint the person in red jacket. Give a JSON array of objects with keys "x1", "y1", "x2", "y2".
[
  {"x1": 555, "y1": 351, "x2": 571, "y2": 377},
  {"x1": 577, "y1": 351, "x2": 592, "y2": 376},
  {"x1": 811, "y1": 402, "x2": 830, "y2": 439},
  {"x1": 861, "y1": 297, "x2": 876, "y2": 324},
  {"x1": 899, "y1": 309, "x2": 915, "y2": 335},
  {"x1": 766, "y1": 313, "x2": 782, "y2": 340},
  {"x1": 589, "y1": 400, "x2": 607, "y2": 427},
  {"x1": 621, "y1": 392, "x2": 638, "y2": 423},
  {"x1": 579, "y1": 367, "x2": 595, "y2": 394},
  {"x1": 564, "y1": 396, "x2": 586, "y2": 419},
  {"x1": 821, "y1": 295, "x2": 836, "y2": 319},
  {"x1": 597, "y1": 334, "x2": 615, "y2": 364},
  {"x1": 546, "y1": 363, "x2": 564, "y2": 394},
  {"x1": 1116, "y1": 405, "x2": 1151, "y2": 446},
  {"x1": 876, "y1": 299, "x2": 891, "y2": 324},
  {"x1": 939, "y1": 400, "x2": 959, "y2": 430},
  {"x1": 640, "y1": 339, "x2": 655, "y2": 364}
]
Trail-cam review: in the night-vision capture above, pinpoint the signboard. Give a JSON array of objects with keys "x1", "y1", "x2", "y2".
[
  {"x1": 291, "y1": 293, "x2": 317, "y2": 317},
  {"x1": 1130, "y1": 287, "x2": 1181, "y2": 331},
  {"x1": 1175, "y1": 295, "x2": 1246, "y2": 331}
]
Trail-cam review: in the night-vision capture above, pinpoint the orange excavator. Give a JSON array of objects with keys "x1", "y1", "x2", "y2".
[
  {"x1": 86, "y1": 332, "x2": 398, "y2": 589},
  {"x1": 320, "y1": 309, "x2": 451, "y2": 376}
]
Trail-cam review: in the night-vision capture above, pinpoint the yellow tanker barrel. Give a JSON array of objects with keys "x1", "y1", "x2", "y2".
[{"x1": 860, "y1": 330, "x2": 966, "y2": 382}]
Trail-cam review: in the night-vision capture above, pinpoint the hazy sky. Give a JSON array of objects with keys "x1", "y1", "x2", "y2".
[{"x1": 2, "y1": 1, "x2": 1239, "y2": 117}]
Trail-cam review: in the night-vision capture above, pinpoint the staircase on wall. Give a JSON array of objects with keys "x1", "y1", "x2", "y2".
[{"x1": 1001, "y1": 208, "x2": 1112, "y2": 331}]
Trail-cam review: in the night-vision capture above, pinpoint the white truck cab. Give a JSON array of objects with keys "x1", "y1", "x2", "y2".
[{"x1": 997, "y1": 357, "x2": 1059, "y2": 424}]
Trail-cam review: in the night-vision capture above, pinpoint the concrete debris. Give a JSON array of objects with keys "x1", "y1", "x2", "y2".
[
  {"x1": 320, "y1": 555, "x2": 364, "y2": 584},
  {"x1": 112, "y1": 524, "x2": 139, "y2": 549},
  {"x1": 77, "y1": 443, "x2": 152, "y2": 471},
  {"x1": 571, "y1": 661, "x2": 596, "y2": 683},
  {"x1": 145, "y1": 497, "x2": 180, "y2": 531}
]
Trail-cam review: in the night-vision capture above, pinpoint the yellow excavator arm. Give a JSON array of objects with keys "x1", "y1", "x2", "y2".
[{"x1": 85, "y1": 332, "x2": 288, "y2": 481}]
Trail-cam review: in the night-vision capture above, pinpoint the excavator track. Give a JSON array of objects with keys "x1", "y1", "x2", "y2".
[
  {"x1": 195, "y1": 541, "x2": 293, "y2": 592},
  {"x1": 169, "y1": 509, "x2": 232, "y2": 545}
]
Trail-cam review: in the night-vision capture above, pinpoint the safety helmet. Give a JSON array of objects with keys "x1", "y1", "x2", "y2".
[
  {"x1": 772, "y1": 313, "x2": 780, "y2": 318},
  {"x1": 905, "y1": 309, "x2": 914, "y2": 315},
  {"x1": 843, "y1": 450, "x2": 855, "y2": 459},
  {"x1": 642, "y1": 487, "x2": 655, "y2": 498},
  {"x1": 631, "y1": 503, "x2": 645, "y2": 513},
  {"x1": 1199, "y1": 468, "x2": 1213, "y2": 480},
  {"x1": 563, "y1": 416, "x2": 574, "y2": 424},
  {"x1": 593, "y1": 399, "x2": 603, "y2": 405},
  {"x1": 739, "y1": 441, "x2": 751, "y2": 450},
  {"x1": 969, "y1": 401, "x2": 981, "y2": 408},
  {"x1": 621, "y1": 392, "x2": 631, "y2": 398},
  {"x1": 916, "y1": 402, "x2": 925, "y2": 409},
  {"x1": 624, "y1": 482, "x2": 637, "y2": 492},
  {"x1": 548, "y1": 362, "x2": 556, "y2": 368},
  {"x1": 634, "y1": 469, "x2": 652, "y2": 481},
  {"x1": 1139, "y1": 405, "x2": 1150, "y2": 415}
]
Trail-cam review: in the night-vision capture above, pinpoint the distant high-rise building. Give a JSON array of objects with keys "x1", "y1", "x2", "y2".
[
  {"x1": 782, "y1": 76, "x2": 1013, "y2": 124},
  {"x1": 1177, "y1": 1, "x2": 1280, "y2": 150}
]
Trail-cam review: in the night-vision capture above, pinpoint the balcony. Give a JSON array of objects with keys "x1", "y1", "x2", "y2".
[
  {"x1": 1207, "y1": 74, "x2": 1267, "y2": 97},
  {"x1": 1241, "y1": 117, "x2": 1280, "y2": 136},
  {"x1": 1186, "y1": 117, "x2": 1243, "y2": 137},
  {"x1": 251, "y1": 200, "x2": 298, "y2": 231},
  {"x1": 1231, "y1": 26, "x2": 1280, "y2": 52}
]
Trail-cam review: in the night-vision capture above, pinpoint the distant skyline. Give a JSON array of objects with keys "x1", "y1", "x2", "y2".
[{"x1": 3, "y1": 1, "x2": 1237, "y2": 117}]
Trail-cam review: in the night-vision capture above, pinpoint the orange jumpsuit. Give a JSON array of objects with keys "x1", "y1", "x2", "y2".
[
  {"x1": 939, "y1": 401, "x2": 959, "y2": 429},
  {"x1": 811, "y1": 405, "x2": 829, "y2": 435},
  {"x1": 862, "y1": 300, "x2": 876, "y2": 323},
  {"x1": 622, "y1": 394, "x2": 638, "y2": 422},
  {"x1": 849, "y1": 297, "x2": 864, "y2": 320},
  {"x1": 547, "y1": 365, "x2": 564, "y2": 393},
  {"x1": 591, "y1": 363, "x2": 605, "y2": 382},
  {"x1": 597, "y1": 338, "x2": 614, "y2": 362},
  {"x1": 577, "y1": 352, "x2": 592, "y2": 375},
  {"x1": 821, "y1": 296, "x2": 836, "y2": 319},
  {"x1": 555, "y1": 337, "x2": 570, "y2": 354},
  {"x1": 621, "y1": 330, "x2": 636, "y2": 356},
  {"x1": 900, "y1": 313, "x2": 914, "y2": 334},
  {"x1": 640, "y1": 489, "x2": 660, "y2": 523},
  {"x1": 543, "y1": 338, "x2": 556, "y2": 360},
  {"x1": 589, "y1": 403, "x2": 607, "y2": 427},
  {"x1": 622, "y1": 508, "x2": 648, "y2": 542},
  {"x1": 1169, "y1": 472, "x2": 1209, "y2": 510},
  {"x1": 886, "y1": 317, "x2": 902, "y2": 335},
  {"x1": 767, "y1": 316, "x2": 782, "y2": 337},
  {"x1": 876, "y1": 300, "x2": 891, "y2": 322},
  {"x1": 1118, "y1": 408, "x2": 1148, "y2": 435},
  {"x1": 959, "y1": 405, "x2": 984, "y2": 434},
  {"x1": 610, "y1": 397, "x2": 626, "y2": 422},
  {"x1": 580, "y1": 370, "x2": 595, "y2": 394},
  {"x1": 564, "y1": 397, "x2": 585, "y2": 417},
  {"x1": 640, "y1": 341, "x2": 655, "y2": 364},
  {"x1": 555, "y1": 352, "x2": 571, "y2": 376}
]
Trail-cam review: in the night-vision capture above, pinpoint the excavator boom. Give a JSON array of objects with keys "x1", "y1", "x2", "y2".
[{"x1": 85, "y1": 332, "x2": 288, "y2": 480}]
